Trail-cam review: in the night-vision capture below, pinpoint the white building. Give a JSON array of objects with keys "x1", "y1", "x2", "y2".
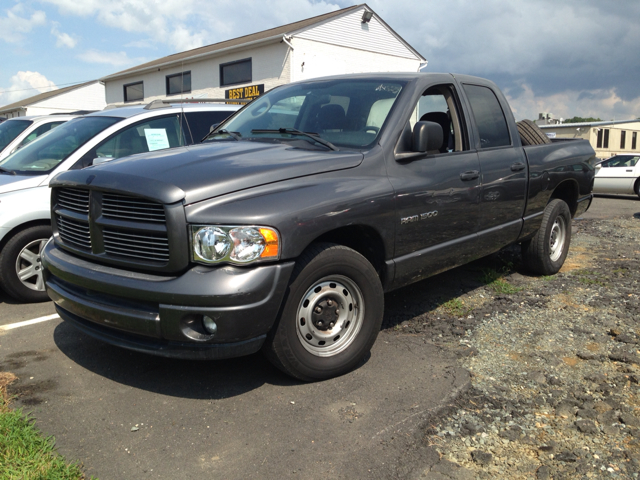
[
  {"x1": 540, "y1": 119, "x2": 640, "y2": 159},
  {"x1": 100, "y1": 4, "x2": 426, "y2": 105},
  {"x1": 0, "y1": 80, "x2": 105, "y2": 118}
]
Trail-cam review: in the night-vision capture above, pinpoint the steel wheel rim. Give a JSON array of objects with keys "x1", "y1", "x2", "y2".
[
  {"x1": 295, "y1": 275, "x2": 364, "y2": 357},
  {"x1": 549, "y1": 216, "x2": 566, "y2": 262},
  {"x1": 15, "y1": 238, "x2": 48, "y2": 292}
]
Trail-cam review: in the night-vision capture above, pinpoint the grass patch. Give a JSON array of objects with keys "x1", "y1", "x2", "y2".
[
  {"x1": 0, "y1": 373, "x2": 91, "y2": 480},
  {"x1": 480, "y1": 267, "x2": 523, "y2": 295},
  {"x1": 572, "y1": 269, "x2": 607, "y2": 287},
  {"x1": 440, "y1": 298, "x2": 471, "y2": 317}
]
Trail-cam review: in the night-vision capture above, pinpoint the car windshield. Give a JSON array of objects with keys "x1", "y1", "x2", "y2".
[
  {"x1": 0, "y1": 120, "x2": 32, "y2": 151},
  {"x1": 0, "y1": 116, "x2": 122, "y2": 175},
  {"x1": 210, "y1": 79, "x2": 406, "y2": 150}
]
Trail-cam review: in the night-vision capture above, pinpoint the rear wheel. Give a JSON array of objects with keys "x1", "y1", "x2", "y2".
[
  {"x1": 521, "y1": 199, "x2": 571, "y2": 275},
  {"x1": 635, "y1": 178, "x2": 640, "y2": 198},
  {"x1": 263, "y1": 243, "x2": 384, "y2": 381},
  {"x1": 0, "y1": 225, "x2": 51, "y2": 303}
]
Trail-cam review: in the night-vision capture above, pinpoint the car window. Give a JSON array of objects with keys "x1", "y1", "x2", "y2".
[
  {"x1": 0, "y1": 120, "x2": 32, "y2": 151},
  {"x1": 462, "y1": 84, "x2": 511, "y2": 149},
  {"x1": 94, "y1": 115, "x2": 185, "y2": 161},
  {"x1": 0, "y1": 116, "x2": 122, "y2": 175},
  {"x1": 183, "y1": 110, "x2": 238, "y2": 143},
  {"x1": 399, "y1": 84, "x2": 467, "y2": 154},
  {"x1": 602, "y1": 156, "x2": 639, "y2": 168},
  {"x1": 17, "y1": 121, "x2": 66, "y2": 148}
]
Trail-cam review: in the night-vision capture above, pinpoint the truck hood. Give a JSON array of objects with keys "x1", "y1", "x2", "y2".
[
  {"x1": 0, "y1": 173, "x2": 47, "y2": 194},
  {"x1": 52, "y1": 141, "x2": 364, "y2": 205}
]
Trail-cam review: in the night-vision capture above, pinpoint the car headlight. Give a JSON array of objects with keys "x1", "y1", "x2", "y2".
[{"x1": 191, "y1": 225, "x2": 280, "y2": 265}]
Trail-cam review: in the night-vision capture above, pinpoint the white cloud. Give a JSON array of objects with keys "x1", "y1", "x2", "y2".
[
  {"x1": 77, "y1": 49, "x2": 145, "y2": 67},
  {"x1": 506, "y1": 83, "x2": 640, "y2": 122},
  {"x1": 41, "y1": 0, "x2": 341, "y2": 52},
  {"x1": 51, "y1": 21, "x2": 77, "y2": 48},
  {"x1": 0, "y1": 71, "x2": 57, "y2": 107},
  {"x1": 0, "y1": 4, "x2": 46, "y2": 43}
]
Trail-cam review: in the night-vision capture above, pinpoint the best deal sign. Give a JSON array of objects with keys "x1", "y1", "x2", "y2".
[{"x1": 225, "y1": 84, "x2": 264, "y2": 104}]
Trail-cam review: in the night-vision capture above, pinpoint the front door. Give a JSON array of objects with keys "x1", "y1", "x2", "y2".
[{"x1": 386, "y1": 83, "x2": 482, "y2": 288}]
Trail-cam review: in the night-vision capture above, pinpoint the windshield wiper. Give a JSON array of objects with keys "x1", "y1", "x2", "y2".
[
  {"x1": 0, "y1": 167, "x2": 15, "y2": 175},
  {"x1": 202, "y1": 129, "x2": 242, "y2": 142},
  {"x1": 251, "y1": 128, "x2": 338, "y2": 151}
]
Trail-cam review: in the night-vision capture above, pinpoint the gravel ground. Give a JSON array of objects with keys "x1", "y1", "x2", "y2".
[{"x1": 383, "y1": 214, "x2": 640, "y2": 479}]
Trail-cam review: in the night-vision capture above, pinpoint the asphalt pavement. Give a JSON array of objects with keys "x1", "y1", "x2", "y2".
[{"x1": 0, "y1": 193, "x2": 636, "y2": 479}]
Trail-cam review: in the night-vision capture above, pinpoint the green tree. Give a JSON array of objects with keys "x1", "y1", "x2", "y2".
[{"x1": 563, "y1": 116, "x2": 602, "y2": 124}]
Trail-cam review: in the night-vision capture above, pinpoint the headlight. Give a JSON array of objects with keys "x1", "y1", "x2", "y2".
[{"x1": 191, "y1": 225, "x2": 280, "y2": 265}]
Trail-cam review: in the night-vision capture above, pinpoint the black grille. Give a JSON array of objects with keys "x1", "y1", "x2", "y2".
[
  {"x1": 103, "y1": 228, "x2": 169, "y2": 262},
  {"x1": 102, "y1": 193, "x2": 166, "y2": 223},
  {"x1": 56, "y1": 215, "x2": 91, "y2": 250},
  {"x1": 58, "y1": 188, "x2": 89, "y2": 214}
]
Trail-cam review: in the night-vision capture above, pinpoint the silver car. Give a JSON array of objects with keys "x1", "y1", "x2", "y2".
[{"x1": 0, "y1": 102, "x2": 240, "y2": 302}]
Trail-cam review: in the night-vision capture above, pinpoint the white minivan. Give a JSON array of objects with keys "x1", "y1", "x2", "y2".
[{"x1": 0, "y1": 101, "x2": 240, "y2": 302}]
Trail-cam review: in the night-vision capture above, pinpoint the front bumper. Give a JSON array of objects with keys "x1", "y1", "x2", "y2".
[{"x1": 43, "y1": 241, "x2": 295, "y2": 360}]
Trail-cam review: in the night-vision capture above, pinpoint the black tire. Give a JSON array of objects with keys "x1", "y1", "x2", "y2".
[
  {"x1": 517, "y1": 119, "x2": 552, "y2": 146},
  {"x1": 521, "y1": 199, "x2": 571, "y2": 275},
  {"x1": 635, "y1": 178, "x2": 640, "y2": 198},
  {"x1": 263, "y1": 243, "x2": 384, "y2": 381},
  {"x1": 0, "y1": 225, "x2": 52, "y2": 303}
]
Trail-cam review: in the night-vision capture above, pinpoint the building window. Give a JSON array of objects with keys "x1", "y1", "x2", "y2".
[
  {"x1": 124, "y1": 81, "x2": 144, "y2": 102},
  {"x1": 620, "y1": 130, "x2": 626, "y2": 149},
  {"x1": 597, "y1": 129, "x2": 603, "y2": 148},
  {"x1": 603, "y1": 129, "x2": 609, "y2": 148},
  {"x1": 633, "y1": 132, "x2": 637, "y2": 150},
  {"x1": 220, "y1": 58, "x2": 252, "y2": 87},
  {"x1": 166, "y1": 71, "x2": 191, "y2": 95}
]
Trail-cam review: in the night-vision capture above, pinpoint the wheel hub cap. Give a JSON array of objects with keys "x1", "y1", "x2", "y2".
[
  {"x1": 296, "y1": 275, "x2": 364, "y2": 357},
  {"x1": 16, "y1": 238, "x2": 48, "y2": 292}
]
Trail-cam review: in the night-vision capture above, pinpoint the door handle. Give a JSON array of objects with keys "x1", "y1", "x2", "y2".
[
  {"x1": 511, "y1": 162, "x2": 526, "y2": 172},
  {"x1": 460, "y1": 170, "x2": 479, "y2": 181},
  {"x1": 627, "y1": 169, "x2": 633, "y2": 172}
]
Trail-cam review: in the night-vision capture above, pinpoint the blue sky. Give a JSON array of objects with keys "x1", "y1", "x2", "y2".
[{"x1": 1, "y1": 0, "x2": 639, "y2": 121}]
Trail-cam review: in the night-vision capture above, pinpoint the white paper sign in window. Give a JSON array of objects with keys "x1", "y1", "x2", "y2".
[{"x1": 144, "y1": 129, "x2": 170, "y2": 151}]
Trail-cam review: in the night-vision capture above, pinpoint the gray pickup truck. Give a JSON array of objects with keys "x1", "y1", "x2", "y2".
[{"x1": 43, "y1": 73, "x2": 595, "y2": 381}]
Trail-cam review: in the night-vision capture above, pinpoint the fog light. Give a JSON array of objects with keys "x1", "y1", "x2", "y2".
[{"x1": 203, "y1": 316, "x2": 218, "y2": 335}]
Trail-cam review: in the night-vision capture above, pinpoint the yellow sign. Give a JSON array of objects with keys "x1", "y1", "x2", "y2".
[{"x1": 225, "y1": 84, "x2": 264, "y2": 104}]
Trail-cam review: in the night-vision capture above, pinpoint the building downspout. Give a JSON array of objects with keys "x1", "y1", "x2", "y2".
[{"x1": 282, "y1": 35, "x2": 294, "y2": 50}]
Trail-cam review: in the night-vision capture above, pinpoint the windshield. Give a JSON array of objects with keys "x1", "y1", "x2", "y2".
[
  {"x1": 0, "y1": 120, "x2": 32, "y2": 151},
  {"x1": 0, "y1": 116, "x2": 122, "y2": 175},
  {"x1": 210, "y1": 79, "x2": 406, "y2": 149}
]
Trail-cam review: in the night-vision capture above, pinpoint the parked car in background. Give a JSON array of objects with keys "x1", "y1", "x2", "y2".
[
  {"x1": 593, "y1": 154, "x2": 640, "y2": 197},
  {"x1": 0, "y1": 101, "x2": 241, "y2": 302},
  {"x1": 0, "y1": 115, "x2": 78, "y2": 162}
]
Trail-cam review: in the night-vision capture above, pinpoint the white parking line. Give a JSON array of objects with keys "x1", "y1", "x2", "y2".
[{"x1": 0, "y1": 313, "x2": 60, "y2": 331}]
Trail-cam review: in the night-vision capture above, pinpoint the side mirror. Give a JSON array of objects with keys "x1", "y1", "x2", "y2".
[
  {"x1": 412, "y1": 121, "x2": 443, "y2": 153},
  {"x1": 210, "y1": 123, "x2": 220, "y2": 133}
]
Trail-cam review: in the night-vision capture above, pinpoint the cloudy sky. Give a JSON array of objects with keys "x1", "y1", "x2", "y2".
[{"x1": 1, "y1": 0, "x2": 638, "y2": 121}]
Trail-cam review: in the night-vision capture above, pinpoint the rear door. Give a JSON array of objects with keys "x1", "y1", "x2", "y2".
[{"x1": 461, "y1": 82, "x2": 527, "y2": 252}]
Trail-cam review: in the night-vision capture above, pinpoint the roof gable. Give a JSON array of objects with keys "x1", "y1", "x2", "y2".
[
  {"x1": 101, "y1": 4, "x2": 424, "y2": 82},
  {"x1": 0, "y1": 80, "x2": 100, "y2": 113}
]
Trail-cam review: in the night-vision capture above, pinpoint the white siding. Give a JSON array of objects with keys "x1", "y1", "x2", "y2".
[
  {"x1": 291, "y1": 38, "x2": 420, "y2": 82},
  {"x1": 105, "y1": 42, "x2": 291, "y2": 104},
  {"x1": 295, "y1": 9, "x2": 419, "y2": 60},
  {"x1": 27, "y1": 83, "x2": 106, "y2": 115}
]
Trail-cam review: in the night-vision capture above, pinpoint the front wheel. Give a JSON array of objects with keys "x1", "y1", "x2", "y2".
[
  {"x1": 0, "y1": 225, "x2": 52, "y2": 302},
  {"x1": 521, "y1": 199, "x2": 571, "y2": 275},
  {"x1": 263, "y1": 243, "x2": 384, "y2": 381}
]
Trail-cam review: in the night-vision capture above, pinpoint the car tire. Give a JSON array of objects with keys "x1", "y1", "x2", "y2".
[
  {"x1": 0, "y1": 225, "x2": 52, "y2": 303},
  {"x1": 263, "y1": 243, "x2": 384, "y2": 381},
  {"x1": 635, "y1": 179, "x2": 640, "y2": 198},
  {"x1": 517, "y1": 119, "x2": 552, "y2": 146},
  {"x1": 521, "y1": 199, "x2": 571, "y2": 275}
]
